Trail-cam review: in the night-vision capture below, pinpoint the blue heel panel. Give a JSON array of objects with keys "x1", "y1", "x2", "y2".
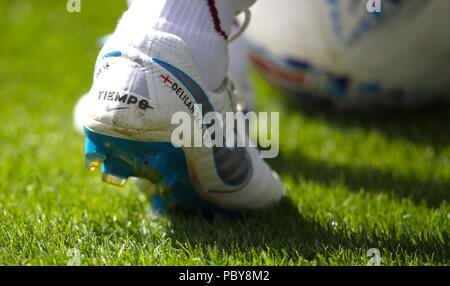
[{"x1": 84, "y1": 127, "x2": 235, "y2": 217}]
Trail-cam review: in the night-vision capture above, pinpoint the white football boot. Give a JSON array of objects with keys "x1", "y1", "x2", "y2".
[{"x1": 79, "y1": 15, "x2": 284, "y2": 214}]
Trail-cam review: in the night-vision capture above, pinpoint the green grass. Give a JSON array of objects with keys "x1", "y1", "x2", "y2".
[{"x1": 0, "y1": 0, "x2": 449, "y2": 266}]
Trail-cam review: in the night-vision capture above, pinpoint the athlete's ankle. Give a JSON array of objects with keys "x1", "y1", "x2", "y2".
[{"x1": 120, "y1": 0, "x2": 256, "y2": 91}]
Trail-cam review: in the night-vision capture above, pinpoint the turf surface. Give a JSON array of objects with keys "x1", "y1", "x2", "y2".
[{"x1": 0, "y1": 0, "x2": 449, "y2": 266}]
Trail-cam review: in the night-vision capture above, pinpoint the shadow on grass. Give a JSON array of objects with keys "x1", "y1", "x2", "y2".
[
  {"x1": 266, "y1": 91, "x2": 450, "y2": 208},
  {"x1": 256, "y1": 84, "x2": 450, "y2": 207},
  {"x1": 282, "y1": 92, "x2": 450, "y2": 153},
  {"x1": 268, "y1": 152, "x2": 449, "y2": 208},
  {"x1": 163, "y1": 197, "x2": 449, "y2": 265}
]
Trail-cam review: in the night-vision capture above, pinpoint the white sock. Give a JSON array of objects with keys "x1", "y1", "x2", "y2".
[{"x1": 119, "y1": 0, "x2": 256, "y2": 91}]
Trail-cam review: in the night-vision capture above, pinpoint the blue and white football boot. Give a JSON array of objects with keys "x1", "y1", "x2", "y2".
[{"x1": 77, "y1": 15, "x2": 284, "y2": 215}]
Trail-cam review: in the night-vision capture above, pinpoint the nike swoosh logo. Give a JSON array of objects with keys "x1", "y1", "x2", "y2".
[
  {"x1": 106, "y1": 106, "x2": 129, "y2": 112},
  {"x1": 153, "y1": 58, "x2": 251, "y2": 193}
]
